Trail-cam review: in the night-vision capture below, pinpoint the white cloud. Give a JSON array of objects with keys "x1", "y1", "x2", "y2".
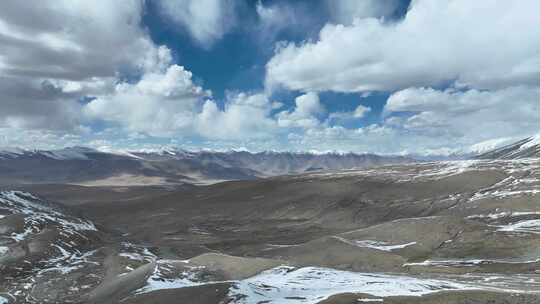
[
  {"x1": 325, "y1": 0, "x2": 403, "y2": 25},
  {"x1": 157, "y1": 0, "x2": 236, "y2": 48},
  {"x1": 0, "y1": 127, "x2": 85, "y2": 150},
  {"x1": 256, "y1": 1, "x2": 293, "y2": 32},
  {"x1": 353, "y1": 105, "x2": 371, "y2": 118},
  {"x1": 0, "y1": 1, "x2": 296, "y2": 149},
  {"x1": 255, "y1": 0, "x2": 305, "y2": 44},
  {"x1": 287, "y1": 124, "x2": 403, "y2": 154},
  {"x1": 384, "y1": 86, "x2": 540, "y2": 145},
  {"x1": 0, "y1": 0, "x2": 163, "y2": 131},
  {"x1": 85, "y1": 64, "x2": 281, "y2": 140},
  {"x1": 267, "y1": 0, "x2": 540, "y2": 93},
  {"x1": 327, "y1": 104, "x2": 371, "y2": 124},
  {"x1": 0, "y1": 77, "x2": 82, "y2": 130},
  {"x1": 84, "y1": 48, "x2": 211, "y2": 137},
  {"x1": 2, "y1": 0, "x2": 539, "y2": 155},
  {"x1": 277, "y1": 92, "x2": 326, "y2": 128},
  {"x1": 195, "y1": 93, "x2": 278, "y2": 140},
  {"x1": 0, "y1": 1, "x2": 154, "y2": 81}
]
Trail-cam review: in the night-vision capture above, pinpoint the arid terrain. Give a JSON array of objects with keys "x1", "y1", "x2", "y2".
[{"x1": 2, "y1": 145, "x2": 540, "y2": 303}]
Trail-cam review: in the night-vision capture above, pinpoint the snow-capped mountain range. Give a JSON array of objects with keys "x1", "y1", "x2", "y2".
[
  {"x1": 2, "y1": 134, "x2": 540, "y2": 187},
  {"x1": 0, "y1": 147, "x2": 412, "y2": 186}
]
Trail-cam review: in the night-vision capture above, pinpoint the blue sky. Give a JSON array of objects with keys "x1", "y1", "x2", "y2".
[
  {"x1": 142, "y1": 0, "x2": 409, "y2": 120},
  {"x1": 1, "y1": 1, "x2": 539, "y2": 154}
]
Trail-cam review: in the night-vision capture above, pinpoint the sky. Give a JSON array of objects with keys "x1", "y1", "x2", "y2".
[{"x1": 1, "y1": 0, "x2": 540, "y2": 155}]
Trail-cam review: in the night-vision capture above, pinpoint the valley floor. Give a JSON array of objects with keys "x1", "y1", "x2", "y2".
[{"x1": 3, "y1": 159, "x2": 540, "y2": 303}]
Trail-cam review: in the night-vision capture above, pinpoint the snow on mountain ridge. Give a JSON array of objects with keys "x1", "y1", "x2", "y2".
[
  {"x1": 520, "y1": 133, "x2": 540, "y2": 150},
  {"x1": 475, "y1": 133, "x2": 540, "y2": 159},
  {"x1": 468, "y1": 137, "x2": 518, "y2": 154},
  {"x1": 0, "y1": 146, "x2": 403, "y2": 159}
]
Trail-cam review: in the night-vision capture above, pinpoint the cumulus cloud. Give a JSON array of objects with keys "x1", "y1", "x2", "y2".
[
  {"x1": 277, "y1": 92, "x2": 326, "y2": 128},
  {"x1": 0, "y1": 77, "x2": 82, "y2": 130},
  {"x1": 327, "y1": 104, "x2": 371, "y2": 124},
  {"x1": 0, "y1": 1, "x2": 153, "y2": 81},
  {"x1": 286, "y1": 86, "x2": 540, "y2": 154},
  {"x1": 84, "y1": 48, "x2": 211, "y2": 137},
  {"x1": 266, "y1": 0, "x2": 540, "y2": 93},
  {"x1": 195, "y1": 93, "x2": 279, "y2": 140},
  {"x1": 0, "y1": 0, "x2": 161, "y2": 131},
  {"x1": 157, "y1": 0, "x2": 236, "y2": 48},
  {"x1": 384, "y1": 86, "x2": 540, "y2": 145},
  {"x1": 84, "y1": 60, "x2": 283, "y2": 141},
  {"x1": 2, "y1": 0, "x2": 538, "y2": 155},
  {"x1": 353, "y1": 105, "x2": 371, "y2": 118},
  {"x1": 261, "y1": 0, "x2": 540, "y2": 153}
]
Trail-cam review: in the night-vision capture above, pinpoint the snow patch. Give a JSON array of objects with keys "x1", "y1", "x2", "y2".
[
  {"x1": 95, "y1": 146, "x2": 143, "y2": 159},
  {"x1": 404, "y1": 258, "x2": 540, "y2": 267},
  {"x1": 467, "y1": 212, "x2": 510, "y2": 220},
  {"x1": 39, "y1": 248, "x2": 99, "y2": 275},
  {"x1": 404, "y1": 259, "x2": 486, "y2": 267},
  {"x1": 353, "y1": 240, "x2": 417, "y2": 252},
  {"x1": 0, "y1": 191, "x2": 96, "y2": 244},
  {"x1": 228, "y1": 266, "x2": 472, "y2": 303},
  {"x1": 137, "y1": 264, "x2": 474, "y2": 303},
  {"x1": 136, "y1": 260, "x2": 205, "y2": 294},
  {"x1": 467, "y1": 211, "x2": 540, "y2": 220},
  {"x1": 498, "y1": 219, "x2": 540, "y2": 233},
  {"x1": 414, "y1": 160, "x2": 478, "y2": 180},
  {"x1": 471, "y1": 189, "x2": 540, "y2": 201},
  {"x1": 331, "y1": 236, "x2": 418, "y2": 252},
  {"x1": 520, "y1": 134, "x2": 540, "y2": 151},
  {"x1": 119, "y1": 243, "x2": 156, "y2": 262}
]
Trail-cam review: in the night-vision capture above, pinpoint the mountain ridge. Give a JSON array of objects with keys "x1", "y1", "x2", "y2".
[
  {"x1": 475, "y1": 134, "x2": 540, "y2": 159},
  {"x1": 0, "y1": 146, "x2": 413, "y2": 186},
  {"x1": 0, "y1": 146, "x2": 410, "y2": 159}
]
